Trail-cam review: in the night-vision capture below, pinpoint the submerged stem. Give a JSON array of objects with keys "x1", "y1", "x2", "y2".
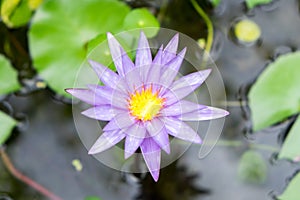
[
  {"x1": 0, "y1": 148, "x2": 62, "y2": 200},
  {"x1": 190, "y1": 0, "x2": 214, "y2": 66}
]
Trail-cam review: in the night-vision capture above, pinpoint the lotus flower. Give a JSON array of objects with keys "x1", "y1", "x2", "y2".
[{"x1": 66, "y1": 32, "x2": 229, "y2": 181}]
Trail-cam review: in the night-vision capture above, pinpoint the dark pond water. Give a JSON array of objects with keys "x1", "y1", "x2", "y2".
[{"x1": 1, "y1": 0, "x2": 300, "y2": 199}]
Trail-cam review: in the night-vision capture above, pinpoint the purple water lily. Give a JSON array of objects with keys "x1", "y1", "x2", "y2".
[{"x1": 66, "y1": 32, "x2": 229, "y2": 181}]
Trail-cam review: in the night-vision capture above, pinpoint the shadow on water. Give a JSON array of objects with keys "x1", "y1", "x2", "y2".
[{"x1": 135, "y1": 160, "x2": 209, "y2": 200}]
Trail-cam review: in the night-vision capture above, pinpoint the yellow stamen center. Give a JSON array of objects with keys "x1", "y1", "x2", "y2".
[{"x1": 128, "y1": 87, "x2": 164, "y2": 121}]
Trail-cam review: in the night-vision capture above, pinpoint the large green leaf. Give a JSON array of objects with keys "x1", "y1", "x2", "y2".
[
  {"x1": 249, "y1": 52, "x2": 300, "y2": 131},
  {"x1": 0, "y1": 54, "x2": 20, "y2": 95},
  {"x1": 245, "y1": 0, "x2": 272, "y2": 9},
  {"x1": 278, "y1": 172, "x2": 300, "y2": 200},
  {"x1": 278, "y1": 115, "x2": 300, "y2": 161},
  {"x1": 0, "y1": 111, "x2": 17, "y2": 145},
  {"x1": 29, "y1": 0, "x2": 130, "y2": 97}
]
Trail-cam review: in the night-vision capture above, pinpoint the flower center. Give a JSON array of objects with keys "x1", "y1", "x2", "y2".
[{"x1": 128, "y1": 86, "x2": 164, "y2": 121}]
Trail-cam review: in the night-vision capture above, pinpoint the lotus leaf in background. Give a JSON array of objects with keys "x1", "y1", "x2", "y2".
[
  {"x1": 0, "y1": 111, "x2": 17, "y2": 145},
  {"x1": 278, "y1": 172, "x2": 300, "y2": 200},
  {"x1": 249, "y1": 52, "x2": 300, "y2": 131},
  {"x1": 245, "y1": 0, "x2": 273, "y2": 9},
  {"x1": 0, "y1": 54, "x2": 20, "y2": 95},
  {"x1": 29, "y1": 0, "x2": 160, "y2": 97},
  {"x1": 278, "y1": 115, "x2": 300, "y2": 161}
]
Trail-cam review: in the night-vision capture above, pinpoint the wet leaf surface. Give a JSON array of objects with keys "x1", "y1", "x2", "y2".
[
  {"x1": 245, "y1": 0, "x2": 273, "y2": 9},
  {"x1": 278, "y1": 115, "x2": 300, "y2": 161},
  {"x1": 0, "y1": 111, "x2": 17, "y2": 145},
  {"x1": 278, "y1": 172, "x2": 300, "y2": 200},
  {"x1": 0, "y1": 54, "x2": 20, "y2": 95},
  {"x1": 29, "y1": 0, "x2": 130, "y2": 97},
  {"x1": 249, "y1": 52, "x2": 300, "y2": 131}
]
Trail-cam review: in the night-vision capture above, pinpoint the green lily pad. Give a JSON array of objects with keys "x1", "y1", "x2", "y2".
[
  {"x1": 0, "y1": 111, "x2": 17, "y2": 145},
  {"x1": 278, "y1": 115, "x2": 300, "y2": 161},
  {"x1": 238, "y1": 150, "x2": 267, "y2": 184},
  {"x1": 29, "y1": 0, "x2": 130, "y2": 97},
  {"x1": 245, "y1": 0, "x2": 273, "y2": 9},
  {"x1": 249, "y1": 52, "x2": 300, "y2": 131},
  {"x1": 0, "y1": 54, "x2": 20, "y2": 95},
  {"x1": 84, "y1": 197, "x2": 102, "y2": 200},
  {"x1": 122, "y1": 8, "x2": 160, "y2": 38},
  {"x1": 278, "y1": 172, "x2": 300, "y2": 200},
  {"x1": 29, "y1": 0, "x2": 160, "y2": 97}
]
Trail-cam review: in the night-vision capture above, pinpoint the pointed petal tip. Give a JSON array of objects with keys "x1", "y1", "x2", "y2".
[
  {"x1": 65, "y1": 88, "x2": 72, "y2": 94},
  {"x1": 106, "y1": 32, "x2": 113, "y2": 39},
  {"x1": 224, "y1": 110, "x2": 230, "y2": 116},
  {"x1": 178, "y1": 47, "x2": 187, "y2": 57},
  {"x1": 213, "y1": 108, "x2": 230, "y2": 118},
  {"x1": 194, "y1": 136, "x2": 202, "y2": 144},
  {"x1": 124, "y1": 151, "x2": 132, "y2": 159},
  {"x1": 81, "y1": 109, "x2": 92, "y2": 118},
  {"x1": 139, "y1": 31, "x2": 146, "y2": 38},
  {"x1": 164, "y1": 145, "x2": 171, "y2": 154},
  {"x1": 204, "y1": 68, "x2": 212, "y2": 74},
  {"x1": 88, "y1": 59, "x2": 102, "y2": 70},
  {"x1": 87, "y1": 59, "x2": 95, "y2": 65},
  {"x1": 150, "y1": 170, "x2": 160, "y2": 182},
  {"x1": 88, "y1": 148, "x2": 98, "y2": 155},
  {"x1": 65, "y1": 88, "x2": 83, "y2": 96},
  {"x1": 124, "y1": 153, "x2": 130, "y2": 159},
  {"x1": 201, "y1": 68, "x2": 212, "y2": 80}
]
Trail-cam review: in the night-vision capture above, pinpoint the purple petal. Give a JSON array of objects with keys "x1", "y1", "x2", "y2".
[
  {"x1": 145, "y1": 118, "x2": 170, "y2": 154},
  {"x1": 146, "y1": 46, "x2": 163, "y2": 84},
  {"x1": 161, "y1": 100, "x2": 207, "y2": 116},
  {"x1": 153, "y1": 45, "x2": 163, "y2": 65},
  {"x1": 178, "y1": 106, "x2": 229, "y2": 121},
  {"x1": 124, "y1": 67, "x2": 142, "y2": 93},
  {"x1": 88, "y1": 130, "x2": 126, "y2": 154},
  {"x1": 163, "y1": 69, "x2": 211, "y2": 105},
  {"x1": 162, "y1": 33, "x2": 179, "y2": 65},
  {"x1": 140, "y1": 138, "x2": 161, "y2": 182},
  {"x1": 88, "y1": 84, "x2": 128, "y2": 109},
  {"x1": 163, "y1": 117, "x2": 202, "y2": 144},
  {"x1": 107, "y1": 33, "x2": 125, "y2": 76},
  {"x1": 81, "y1": 105, "x2": 123, "y2": 121},
  {"x1": 120, "y1": 47, "x2": 135, "y2": 75},
  {"x1": 65, "y1": 88, "x2": 107, "y2": 105},
  {"x1": 124, "y1": 135, "x2": 144, "y2": 159},
  {"x1": 135, "y1": 32, "x2": 152, "y2": 82},
  {"x1": 88, "y1": 60, "x2": 121, "y2": 90},
  {"x1": 159, "y1": 48, "x2": 186, "y2": 91},
  {"x1": 145, "y1": 118, "x2": 164, "y2": 137},
  {"x1": 135, "y1": 32, "x2": 152, "y2": 68},
  {"x1": 124, "y1": 123, "x2": 146, "y2": 158},
  {"x1": 103, "y1": 112, "x2": 136, "y2": 131}
]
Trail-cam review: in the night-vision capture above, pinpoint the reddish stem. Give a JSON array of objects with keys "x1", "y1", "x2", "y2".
[{"x1": 0, "y1": 148, "x2": 62, "y2": 200}]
